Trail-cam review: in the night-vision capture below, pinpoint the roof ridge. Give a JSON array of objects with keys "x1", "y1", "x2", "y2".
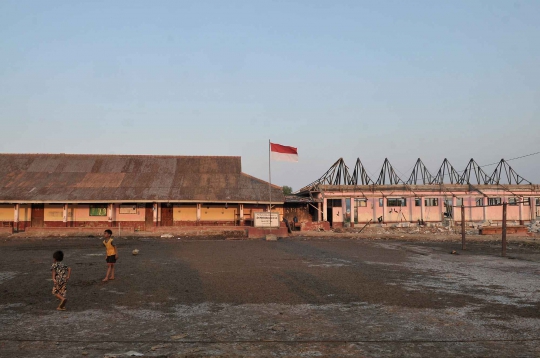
[
  {"x1": 0, "y1": 153, "x2": 241, "y2": 159},
  {"x1": 241, "y1": 172, "x2": 282, "y2": 189}
]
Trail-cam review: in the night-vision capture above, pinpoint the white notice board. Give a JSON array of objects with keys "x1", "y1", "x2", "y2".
[{"x1": 253, "y1": 212, "x2": 280, "y2": 228}]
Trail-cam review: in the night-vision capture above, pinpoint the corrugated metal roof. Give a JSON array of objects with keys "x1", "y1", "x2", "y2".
[{"x1": 0, "y1": 154, "x2": 284, "y2": 203}]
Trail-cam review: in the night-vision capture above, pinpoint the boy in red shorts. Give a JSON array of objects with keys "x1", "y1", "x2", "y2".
[{"x1": 102, "y1": 229, "x2": 118, "y2": 282}]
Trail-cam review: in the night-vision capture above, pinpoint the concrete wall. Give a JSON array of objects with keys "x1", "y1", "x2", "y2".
[
  {"x1": 317, "y1": 188, "x2": 540, "y2": 225},
  {"x1": 283, "y1": 205, "x2": 312, "y2": 223},
  {"x1": 4, "y1": 202, "x2": 285, "y2": 231},
  {"x1": 0, "y1": 205, "x2": 12, "y2": 221},
  {"x1": 0, "y1": 204, "x2": 31, "y2": 223},
  {"x1": 114, "y1": 204, "x2": 146, "y2": 222},
  {"x1": 173, "y1": 204, "x2": 197, "y2": 221},
  {"x1": 200, "y1": 205, "x2": 236, "y2": 221},
  {"x1": 356, "y1": 199, "x2": 372, "y2": 223}
]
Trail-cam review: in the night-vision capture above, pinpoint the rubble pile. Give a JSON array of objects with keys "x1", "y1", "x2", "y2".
[
  {"x1": 332, "y1": 225, "x2": 473, "y2": 236},
  {"x1": 528, "y1": 220, "x2": 540, "y2": 233}
]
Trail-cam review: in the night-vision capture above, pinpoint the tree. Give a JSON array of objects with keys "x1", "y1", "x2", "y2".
[{"x1": 282, "y1": 185, "x2": 293, "y2": 195}]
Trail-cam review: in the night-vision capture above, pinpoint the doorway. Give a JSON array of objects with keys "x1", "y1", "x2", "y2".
[
  {"x1": 161, "y1": 203, "x2": 173, "y2": 226},
  {"x1": 145, "y1": 204, "x2": 154, "y2": 230},
  {"x1": 31, "y1": 204, "x2": 44, "y2": 227}
]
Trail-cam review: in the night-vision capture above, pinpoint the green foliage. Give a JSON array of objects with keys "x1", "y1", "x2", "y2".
[{"x1": 282, "y1": 185, "x2": 293, "y2": 195}]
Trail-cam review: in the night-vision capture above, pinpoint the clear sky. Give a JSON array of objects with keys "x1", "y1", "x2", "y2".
[{"x1": 1, "y1": 1, "x2": 539, "y2": 190}]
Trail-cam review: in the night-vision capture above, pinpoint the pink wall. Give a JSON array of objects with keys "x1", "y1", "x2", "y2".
[{"x1": 319, "y1": 188, "x2": 540, "y2": 224}]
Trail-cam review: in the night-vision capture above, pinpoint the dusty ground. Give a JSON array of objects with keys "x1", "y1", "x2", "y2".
[{"x1": 1, "y1": 231, "x2": 540, "y2": 357}]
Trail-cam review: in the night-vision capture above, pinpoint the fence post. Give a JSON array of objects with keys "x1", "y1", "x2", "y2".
[
  {"x1": 461, "y1": 205, "x2": 466, "y2": 250},
  {"x1": 502, "y1": 202, "x2": 507, "y2": 257}
]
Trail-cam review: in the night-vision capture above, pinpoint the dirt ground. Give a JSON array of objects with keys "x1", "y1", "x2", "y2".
[{"x1": 1, "y1": 230, "x2": 540, "y2": 357}]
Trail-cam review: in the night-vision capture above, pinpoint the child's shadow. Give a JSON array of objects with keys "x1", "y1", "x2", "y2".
[{"x1": 70, "y1": 279, "x2": 100, "y2": 287}]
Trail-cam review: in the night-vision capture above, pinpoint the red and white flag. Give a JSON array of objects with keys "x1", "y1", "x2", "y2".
[{"x1": 270, "y1": 142, "x2": 298, "y2": 162}]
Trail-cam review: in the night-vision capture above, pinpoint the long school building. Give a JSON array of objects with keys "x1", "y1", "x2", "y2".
[{"x1": 0, "y1": 154, "x2": 284, "y2": 232}]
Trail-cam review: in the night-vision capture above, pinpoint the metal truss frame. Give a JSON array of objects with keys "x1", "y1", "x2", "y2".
[{"x1": 297, "y1": 157, "x2": 531, "y2": 193}]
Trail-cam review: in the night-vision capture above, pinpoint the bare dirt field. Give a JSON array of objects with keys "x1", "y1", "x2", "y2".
[{"x1": 1, "y1": 231, "x2": 539, "y2": 357}]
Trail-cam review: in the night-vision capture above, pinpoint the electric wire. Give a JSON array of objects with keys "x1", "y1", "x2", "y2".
[
  {"x1": 309, "y1": 150, "x2": 540, "y2": 187},
  {"x1": 1, "y1": 337, "x2": 540, "y2": 344}
]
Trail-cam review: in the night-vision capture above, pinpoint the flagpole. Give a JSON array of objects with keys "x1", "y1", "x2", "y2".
[{"x1": 269, "y1": 139, "x2": 272, "y2": 231}]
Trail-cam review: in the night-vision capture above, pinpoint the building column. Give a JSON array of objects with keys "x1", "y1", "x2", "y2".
[
  {"x1": 409, "y1": 197, "x2": 413, "y2": 222},
  {"x1": 14, "y1": 204, "x2": 19, "y2": 232},
  {"x1": 372, "y1": 198, "x2": 377, "y2": 223},
  {"x1": 63, "y1": 204, "x2": 68, "y2": 227},
  {"x1": 317, "y1": 202, "x2": 322, "y2": 222},
  {"x1": 468, "y1": 197, "x2": 473, "y2": 222},
  {"x1": 439, "y1": 196, "x2": 446, "y2": 223},
  {"x1": 239, "y1": 204, "x2": 244, "y2": 224},
  {"x1": 482, "y1": 197, "x2": 487, "y2": 222},
  {"x1": 382, "y1": 196, "x2": 386, "y2": 224},
  {"x1": 420, "y1": 197, "x2": 425, "y2": 223},
  {"x1": 350, "y1": 197, "x2": 355, "y2": 225},
  {"x1": 196, "y1": 203, "x2": 201, "y2": 223},
  {"x1": 153, "y1": 202, "x2": 158, "y2": 226},
  {"x1": 323, "y1": 198, "x2": 328, "y2": 221},
  {"x1": 108, "y1": 203, "x2": 113, "y2": 227},
  {"x1": 451, "y1": 197, "x2": 456, "y2": 221},
  {"x1": 519, "y1": 197, "x2": 524, "y2": 225}
]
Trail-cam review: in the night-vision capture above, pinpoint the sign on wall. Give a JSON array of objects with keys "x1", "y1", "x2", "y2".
[
  {"x1": 120, "y1": 204, "x2": 138, "y2": 214},
  {"x1": 254, "y1": 212, "x2": 280, "y2": 228}
]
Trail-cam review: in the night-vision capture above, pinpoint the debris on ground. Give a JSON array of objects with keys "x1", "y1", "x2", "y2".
[{"x1": 528, "y1": 220, "x2": 540, "y2": 233}]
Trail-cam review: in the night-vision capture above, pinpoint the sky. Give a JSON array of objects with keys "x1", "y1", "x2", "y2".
[{"x1": 1, "y1": 0, "x2": 539, "y2": 191}]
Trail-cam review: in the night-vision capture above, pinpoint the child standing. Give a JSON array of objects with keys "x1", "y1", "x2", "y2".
[
  {"x1": 51, "y1": 250, "x2": 71, "y2": 310},
  {"x1": 102, "y1": 229, "x2": 118, "y2": 282}
]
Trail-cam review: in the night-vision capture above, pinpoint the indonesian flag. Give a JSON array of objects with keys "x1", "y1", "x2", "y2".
[{"x1": 270, "y1": 142, "x2": 298, "y2": 162}]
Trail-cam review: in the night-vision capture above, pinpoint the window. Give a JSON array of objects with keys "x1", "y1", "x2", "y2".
[
  {"x1": 488, "y1": 197, "x2": 501, "y2": 206},
  {"x1": 523, "y1": 198, "x2": 530, "y2": 206},
  {"x1": 355, "y1": 199, "x2": 367, "y2": 207},
  {"x1": 379, "y1": 198, "x2": 384, "y2": 207},
  {"x1": 536, "y1": 198, "x2": 540, "y2": 206},
  {"x1": 89, "y1": 205, "x2": 107, "y2": 216},
  {"x1": 328, "y1": 199, "x2": 342, "y2": 207},
  {"x1": 387, "y1": 198, "x2": 407, "y2": 207},
  {"x1": 415, "y1": 198, "x2": 421, "y2": 207},
  {"x1": 476, "y1": 198, "x2": 483, "y2": 206},
  {"x1": 425, "y1": 198, "x2": 438, "y2": 207},
  {"x1": 508, "y1": 197, "x2": 518, "y2": 206},
  {"x1": 456, "y1": 198, "x2": 463, "y2": 206}
]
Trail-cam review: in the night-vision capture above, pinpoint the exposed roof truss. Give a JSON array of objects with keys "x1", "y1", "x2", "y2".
[{"x1": 299, "y1": 157, "x2": 532, "y2": 192}]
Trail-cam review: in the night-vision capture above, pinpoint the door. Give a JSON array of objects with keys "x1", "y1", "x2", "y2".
[
  {"x1": 145, "y1": 204, "x2": 154, "y2": 230},
  {"x1": 161, "y1": 204, "x2": 173, "y2": 226},
  {"x1": 444, "y1": 199, "x2": 453, "y2": 219},
  {"x1": 31, "y1": 204, "x2": 44, "y2": 227}
]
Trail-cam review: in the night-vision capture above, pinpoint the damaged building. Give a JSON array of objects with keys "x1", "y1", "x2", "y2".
[{"x1": 293, "y1": 158, "x2": 540, "y2": 229}]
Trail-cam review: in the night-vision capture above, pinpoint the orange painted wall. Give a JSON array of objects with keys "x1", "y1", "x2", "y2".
[
  {"x1": 174, "y1": 204, "x2": 197, "y2": 221},
  {"x1": 0, "y1": 205, "x2": 12, "y2": 221}
]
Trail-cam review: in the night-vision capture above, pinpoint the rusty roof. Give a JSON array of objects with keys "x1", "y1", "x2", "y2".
[
  {"x1": 0, "y1": 154, "x2": 284, "y2": 203},
  {"x1": 284, "y1": 195, "x2": 321, "y2": 203}
]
